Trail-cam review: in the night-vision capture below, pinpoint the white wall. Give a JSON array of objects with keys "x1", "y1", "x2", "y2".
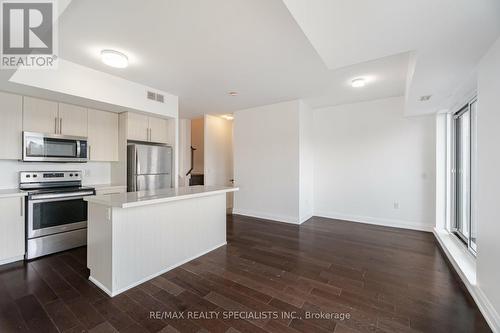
[
  {"x1": 0, "y1": 161, "x2": 111, "y2": 189},
  {"x1": 204, "y1": 115, "x2": 233, "y2": 187},
  {"x1": 435, "y1": 113, "x2": 451, "y2": 231},
  {"x1": 476, "y1": 36, "x2": 500, "y2": 326},
  {"x1": 299, "y1": 101, "x2": 314, "y2": 222},
  {"x1": 8, "y1": 59, "x2": 179, "y2": 118},
  {"x1": 313, "y1": 97, "x2": 436, "y2": 231},
  {"x1": 233, "y1": 100, "x2": 302, "y2": 223},
  {"x1": 204, "y1": 115, "x2": 234, "y2": 210}
]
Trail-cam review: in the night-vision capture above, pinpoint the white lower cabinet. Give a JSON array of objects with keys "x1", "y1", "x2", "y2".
[{"x1": 0, "y1": 196, "x2": 25, "y2": 265}]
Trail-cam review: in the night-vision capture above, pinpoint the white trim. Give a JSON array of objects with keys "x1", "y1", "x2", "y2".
[
  {"x1": 89, "y1": 242, "x2": 227, "y2": 297},
  {"x1": 0, "y1": 255, "x2": 24, "y2": 266},
  {"x1": 314, "y1": 211, "x2": 434, "y2": 232},
  {"x1": 89, "y1": 276, "x2": 114, "y2": 297},
  {"x1": 232, "y1": 209, "x2": 300, "y2": 224},
  {"x1": 434, "y1": 228, "x2": 500, "y2": 333},
  {"x1": 299, "y1": 213, "x2": 314, "y2": 224}
]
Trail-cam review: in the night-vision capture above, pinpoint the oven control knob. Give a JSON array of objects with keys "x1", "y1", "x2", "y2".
[
  {"x1": 69, "y1": 174, "x2": 73, "y2": 177},
  {"x1": 33, "y1": 174, "x2": 37, "y2": 178}
]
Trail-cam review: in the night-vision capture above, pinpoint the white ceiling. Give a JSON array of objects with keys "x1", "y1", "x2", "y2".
[
  {"x1": 282, "y1": 0, "x2": 500, "y2": 115},
  {"x1": 305, "y1": 52, "x2": 410, "y2": 109},
  {"x1": 6, "y1": 0, "x2": 500, "y2": 118},
  {"x1": 57, "y1": 0, "x2": 327, "y2": 118}
]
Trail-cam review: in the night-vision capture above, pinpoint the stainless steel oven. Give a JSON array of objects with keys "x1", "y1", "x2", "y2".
[
  {"x1": 20, "y1": 171, "x2": 95, "y2": 259},
  {"x1": 23, "y1": 132, "x2": 88, "y2": 162}
]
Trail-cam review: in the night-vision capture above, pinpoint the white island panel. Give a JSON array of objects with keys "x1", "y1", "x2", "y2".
[{"x1": 86, "y1": 187, "x2": 234, "y2": 296}]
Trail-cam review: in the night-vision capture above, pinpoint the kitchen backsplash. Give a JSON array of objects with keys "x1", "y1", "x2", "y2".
[{"x1": 0, "y1": 160, "x2": 112, "y2": 189}]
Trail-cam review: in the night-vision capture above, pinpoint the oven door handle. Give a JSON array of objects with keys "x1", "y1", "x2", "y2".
[{"x1": 30, "y1": 191, "x2": 95, "y2": 200}]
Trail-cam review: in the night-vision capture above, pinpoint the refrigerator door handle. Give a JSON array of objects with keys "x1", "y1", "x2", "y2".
[{"x1": 134, "y1": 148, "x2": 139, "y2": 192}]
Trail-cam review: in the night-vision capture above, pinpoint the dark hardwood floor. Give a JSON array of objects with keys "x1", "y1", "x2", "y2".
[{"x1": 0, "y1": 215, "x2": 490, "y2": 333}]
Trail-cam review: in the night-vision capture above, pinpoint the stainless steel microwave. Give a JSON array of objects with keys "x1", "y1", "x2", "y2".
[{"x1": 23, "y1": 132, "x2": 88, "y2": 162}]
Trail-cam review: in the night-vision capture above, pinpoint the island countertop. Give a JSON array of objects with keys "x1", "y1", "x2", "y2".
[{"x1": 84, "y1": 185, "x2": 238, "y2": 208}]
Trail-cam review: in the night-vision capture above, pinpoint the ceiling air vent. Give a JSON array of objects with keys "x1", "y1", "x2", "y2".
[
  {"x1": 147, "y1": 91, "x2": 156, "y2": 100},
  {"x1": 156, "y1": 94, "x2": 165, "y2": 103},
  {"x1": 419, "y1": 95, "x2": 432, "y2": 102}
]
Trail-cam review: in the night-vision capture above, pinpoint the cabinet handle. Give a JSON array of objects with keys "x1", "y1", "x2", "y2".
[
  {"x1": 54, "y1": 117, "x2": 58, "y2": 133},
  {"x1": 20, "y1": 197, "x2": 24, "y2": 217},
  {"x1": 149, "y1": 128, "x2": 151, "y2": 141},
  {"x1": 59, "y1": 118, "x2": 63, "y2": 134},
  {"x1": 88, "y1": 145, "x2": 91, "y2": 160}
]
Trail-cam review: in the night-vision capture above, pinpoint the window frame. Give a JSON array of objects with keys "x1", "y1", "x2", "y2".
[{"x1": 450, "y1": 97, "x2": 477, "y2": 255}]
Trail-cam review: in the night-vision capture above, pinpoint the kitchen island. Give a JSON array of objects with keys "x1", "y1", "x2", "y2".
[{"x1": 84, "y1": 185, "x2": 238, "y2": 296}]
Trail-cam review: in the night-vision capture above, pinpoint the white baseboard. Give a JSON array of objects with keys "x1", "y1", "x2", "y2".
[
  {"x1": 89, "y1": 276, "x2": 114, "y2": 297},
  {"x1": 232, "y1": 209, "x2": 300, "y2": 224},
  {"x1": 434, "y1": 228, "x2": 500, "y2": 333},
  {"x1": 0, "y1": 255, "x2": 24, "y2": 266},
  {"x1": 314, "y1": 211, "x2": 434, "y2": 232},
  {"x1": 89, "y1": 242, "x2": 227, "y2": 297},
  {"x1": 299, "y1": 213, "x2": 314, "y2": 224}
]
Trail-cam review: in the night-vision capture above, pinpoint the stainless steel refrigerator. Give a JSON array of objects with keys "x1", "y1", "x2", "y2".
[{"x1": 127, "y1": 143, "x2": 173, "y2": 192}]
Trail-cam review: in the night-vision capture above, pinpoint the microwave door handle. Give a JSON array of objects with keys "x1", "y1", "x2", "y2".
[{"x1": 77, "y1": 141, "x2": 81, "y2": 158}]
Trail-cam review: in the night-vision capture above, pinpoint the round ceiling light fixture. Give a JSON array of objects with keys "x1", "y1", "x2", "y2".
[
  {"x1": 351, "y1": 78, "x2": 366, "y2": 88},
  {"x1": 101, "y1": 49, "x2": 129, "y2": 68}
]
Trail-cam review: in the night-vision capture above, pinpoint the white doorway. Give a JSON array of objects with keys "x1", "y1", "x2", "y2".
[
  {"x1": 204, "y1": 115, "x2": 234, "y2": 213},
  {"x1": 179, "y1": 115, "x2": 234, "y2": 213}
]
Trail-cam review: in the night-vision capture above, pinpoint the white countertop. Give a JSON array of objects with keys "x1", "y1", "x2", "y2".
[
  {"x1": 89, "y1": 183, "x2": 127, "y2": 190},
  {"x1": 85, "y1": 185, "x2": 238, "y2": 208},
  {"x1": 0, "y1": 189, "x2": 27, "y2": 198}
]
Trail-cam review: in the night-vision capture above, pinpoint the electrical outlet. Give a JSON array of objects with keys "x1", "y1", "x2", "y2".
[{"x1": 393, "y1": 202, "x2": 399, "y2": 209}]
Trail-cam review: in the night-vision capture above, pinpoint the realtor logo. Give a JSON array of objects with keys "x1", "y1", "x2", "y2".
[{"x1": 1, "y1": 0, "x2": 57, "y2": 68}]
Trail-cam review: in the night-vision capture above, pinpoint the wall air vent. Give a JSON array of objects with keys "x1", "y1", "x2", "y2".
[
  {"x1": 419, "y1": 95, "x2": 432, "y2": 101},
  {"x1": 146, "y1": 91, "x2": 165, "y2": 103},
  {"x1": 147, "y1": 91, "x2": 156, "y2": 100}
]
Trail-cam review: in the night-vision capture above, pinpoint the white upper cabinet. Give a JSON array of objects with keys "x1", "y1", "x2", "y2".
[
  {"x1": 23, "y1": 98, "x2": 89, "y2": 137},
  {"x1": 0, "y1": 196, "x2": 25, "y2": 264},
  {"x1": 149, "y1": 117, "x2": 169, "y2": 144},
  {"x1": 58, "y1": 103, "x2": 88, "y2": 137},
  {"x1": 126, "y1": 112, "x2": 171, "y2": 144},
  {"x1": 0, "y1": 92, "x2": 23, "y2": 160},
  {"x1": 88, "y1": 109, "x2": 119, "y2": 162},
  {"x1": 23, "y1": 96, "x2": 59, "y2": 134},
  {"x1": 126, "y1": 112, "x2": 149, "y2": 142}
]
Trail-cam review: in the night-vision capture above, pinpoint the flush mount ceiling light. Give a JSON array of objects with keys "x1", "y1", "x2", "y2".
[
  {"x1": 228, "y1": 91, "x2": 238, "y2": 96},
  {"x1": 101, "y1": 49, "x2": 129, "y2": 68},
  {"x1": 351, "y1": 78, "x2": 366, "y2": 88}
]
